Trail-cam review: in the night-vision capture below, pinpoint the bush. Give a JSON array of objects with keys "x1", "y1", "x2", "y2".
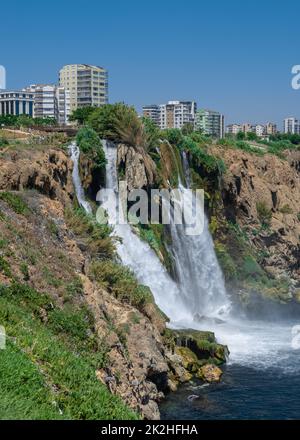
[
  {"x1": 279, "y1": 204, "x2": 293, "y2": 214},
  {"x1": 89, "y1": 103, "x2": 149, "y2": 151},
  {"x1": 256, "y1": 201, "x2": 272, "y2": 227},
  {"x1": 65, "y1": 207, "x2": 116, "y2": 259},
  {"x1": 179, "y1": 136, "x2": 226, "y2": 174},
  {"x1": 76, "y1": 127, "x2": 106, "y2": 170},
  {"x1": 0, "y1": 137, "x2": 9, "y2": 148},
  {"x1": 89, "y1": 260, "x2": 153, "y2": 310}
]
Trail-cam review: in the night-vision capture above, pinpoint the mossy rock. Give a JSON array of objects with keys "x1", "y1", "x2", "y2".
[
  {"x1": 165, "y1": 328, "x2": 228, "y2": 365},
  {"x1": 174, "y1": 346, "x2": 200, "y2": 373}
]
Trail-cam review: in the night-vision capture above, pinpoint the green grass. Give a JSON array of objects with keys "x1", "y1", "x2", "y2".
[
  {"x1": 89, "y1": 259, "x2": 153, "y2": 310},
  {"x1": 0, "y1": 192, "x2": 31, "y2": 215},
  {"x1": 0, "y1": 282, "x2": 137, "y2": 420}
]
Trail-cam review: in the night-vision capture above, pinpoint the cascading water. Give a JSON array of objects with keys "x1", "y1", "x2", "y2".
[
  {"x1": 69, "y1": 141, "x2": 300, "y2": 373},
  {"x1": 101, "y1": 140, "x2": 229, "y2": 321},
  {"x1": 68, "y1": 141, "x2": 92, "y2": 214},
  {"x1": 100, "y1": 140, "x2": 190, "y2": 321}
]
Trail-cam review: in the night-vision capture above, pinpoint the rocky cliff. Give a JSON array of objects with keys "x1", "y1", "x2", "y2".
[{"x1": 0, "y1": 145, "x2": 226, "y2": 420}]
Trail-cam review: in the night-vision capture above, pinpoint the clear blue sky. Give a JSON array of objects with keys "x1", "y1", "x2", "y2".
[{"x1": 1, "y1": 0, "x2": 300, "y2": 127}]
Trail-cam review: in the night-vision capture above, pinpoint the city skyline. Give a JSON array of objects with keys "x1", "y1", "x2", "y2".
[{"x1": 1, "y1": 0, "x2": 300, "y2": 128}]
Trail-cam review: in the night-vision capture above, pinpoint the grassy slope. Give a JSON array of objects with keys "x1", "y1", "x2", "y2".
[{"x1": 0, "y1": 191, "x2": 137, "y2": 420}]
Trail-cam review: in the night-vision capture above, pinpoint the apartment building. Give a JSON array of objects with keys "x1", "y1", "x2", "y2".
[
  {"x1": 226, "y1": 122, "x2": 277, "y2": 137},
  {"x1": 0, "y1": 90, "x2": 35, "y2": 117},
  {"x1": 195, "y1": 109, "x2": 224, "y2": 138},
  {"x1": 26, "y1": 84, "x2": 70, "y2": 125},
  {"x1": 142, "y1": 104, "x2": 160, "y2": 126},
  {"x1": 143, "y1": 101, "x2": 196, "y2": 129},
  {"x1": 284, "y1": 117, "x2": 300, "y2": 134},
  {"x1": 226, "y1": 124, "x2": 241, "y2": 135},
  {"x1": 59, "y1": 64, "x2": 108, "y2": 111},
  {"x1": 161, "y1": 101, "x2": 197, "y2": 129},
  {"x1": 266, "y1": 122, "x2": 277, "y2": 135}
]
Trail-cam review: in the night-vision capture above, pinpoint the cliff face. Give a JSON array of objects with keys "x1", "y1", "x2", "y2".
[
  {"x1": 0, "y1": 145, "x2": 226, "y2": 420},
  {"x1": 215, "y1": 147, "x2": 300, "y2": 283},
  {"x1": 0, "y1": 148, "x2": 73, "y2": 203}
]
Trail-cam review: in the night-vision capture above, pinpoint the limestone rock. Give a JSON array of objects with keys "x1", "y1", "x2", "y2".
[{"x1": 197, "y1": 364, "x2": 223, "y2": 383}]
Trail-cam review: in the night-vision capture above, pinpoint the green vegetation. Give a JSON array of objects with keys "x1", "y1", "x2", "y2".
[
  {"x1": 137, "y1": 223, "x2": 173, "y2": 271},
  {"x1": 76, "y1": 127, "x2": 106, "y2": 170},
  {"x1": 89, "y1": 260, "x2": 153, "y2": 310},
  {"x1": 279, "y1": 204, "x2": 293, "y2": 214},
  {"x1": 65, "y1": 207, "x2": 116, "y2": 259},
  {"x1": 0, "y1": 192, "x2": 31, "y2": 215},
  {"x1": 89, "y1": 103, "x2": 150, "y2": 151},
  {"x1": 69, "y1": 106, "x2": 97, "y2": 125},
  {"x1": 0, "y1": 282, "x2": 137, "y2": 419},
  {"x1": 223, "y1": 132, "x2": 300, "y2": 158},
  {"x1": 0, "y1": 137, "x2": 9, "y2": 148},
  {"x1": 256, "y1": 201, "x2": 272, "y2": 227},
  {"x1": 0, "y1": 114, "x2": 57, "y2": 128}
]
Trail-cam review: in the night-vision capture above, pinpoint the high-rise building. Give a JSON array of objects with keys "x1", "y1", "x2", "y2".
[
  {"x1": 0, "y1": 90, "x2": 35, "y2": 117},
  {"x1": 142, "y1": 104, "x2": 160, "y2": 126},
  {"x1": 160, "y1": 101, "x2": 197, "y2": 130},
  {"x1": 143, "y1": 100, "x2": 196, "y2": 130},
  {"x1": 26, "y1": 84, "x2": 70, "y2": 125},
  {"x1": 253, "y1": 124, "x2": 265, "y2": 137},
  {"x1": 265, "y1": 122, "x2": 277, "y2": 135},
  {"x1": 59, "y1": 64, "x2": 108, "y2": 112},
  {"x1": 284, "y1": 117, "x2": 300, "y2": 134},
  {"x1": 195, "y1": 109, "x2": 224, "y2": 138}
]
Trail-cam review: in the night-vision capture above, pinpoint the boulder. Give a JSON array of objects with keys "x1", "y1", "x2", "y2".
[{"x1": 197, "y1": 364, "x2": 223, "y2": 383}]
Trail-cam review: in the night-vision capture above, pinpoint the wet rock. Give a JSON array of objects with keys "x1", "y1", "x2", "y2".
[{"x1": 197, "y1": 364, "x2": 223, "y2": 383}]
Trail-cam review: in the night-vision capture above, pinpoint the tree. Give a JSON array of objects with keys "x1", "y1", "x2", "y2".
[
  {"x1": 181, "y1": 122, "x2": 194, "y2": 135},
  {"x1": 236, "y1": 131, "x2": 245, "y2": 140},
  {"x1": 141, "y1": 117, "x2": 160, "y2": 151},
  {"x1": 69, "y1": 107, "x2": 96, "y2": 125},
  {"x1": 247, "y1": 132, "x2": 257, "y2": 141},
  {"x1": 88, "y1": 103, "x2": 149, "y2": 151}
]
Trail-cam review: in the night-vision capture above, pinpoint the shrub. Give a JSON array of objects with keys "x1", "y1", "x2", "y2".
[
  {"x1": 179, "y1": 136, "x2": 226, "y2": 174},
  {"x1": 89, "y1": 260, "x2": 153, "y2": 310},
  {"x1": 0, "y1": 137, "x2": 9, "y2": 148},
  {"x1": 256, "y1": 201, "x2": 272, "y2": 227},
  {"x1": 89, "y1": 103, "x2": 149, "y2": 151},
  {"x1": 0, "y1": 192, "x2": 31, "y2": 215},
  {"x1": 65, "y1": 207, "x2": 116, "y2": 259},
  {"x1": 76, "y1": 127, "x2": 106, "y2": 170},
  {"x1": 279, "y1": 204, "x2": 293, "y2": 214}
]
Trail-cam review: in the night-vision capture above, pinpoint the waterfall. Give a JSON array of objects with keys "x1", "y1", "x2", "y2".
[
  {"x1": 68, "y1": 141, "x2": 92, "y2": 214},
  {"x1": 170, "y1": 152, "x2": 230, "y2": 318},
  {"x1": 69, "y1": 140, "x2": 300, "y2": 371},
  {"x1": 100, "y1": 140, "x2": 190, "y2": 321},
  {"x1": 101, "y1": 140, "x2": 229, "y2": 322}
]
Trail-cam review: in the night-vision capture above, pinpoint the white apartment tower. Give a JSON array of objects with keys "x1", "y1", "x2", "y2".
[
  {"x1": 59, "y1": 64, "x2": 108, "y2": 112},
  {"x1": 284, "y1": 117, "x2": 300, "y2": 134},
  {"x1": 159, "y1": 101, "x2": 197, "y2": 130},
  {"x1": 26, "y1": 84, "x2": 70, "y2": 125}
]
